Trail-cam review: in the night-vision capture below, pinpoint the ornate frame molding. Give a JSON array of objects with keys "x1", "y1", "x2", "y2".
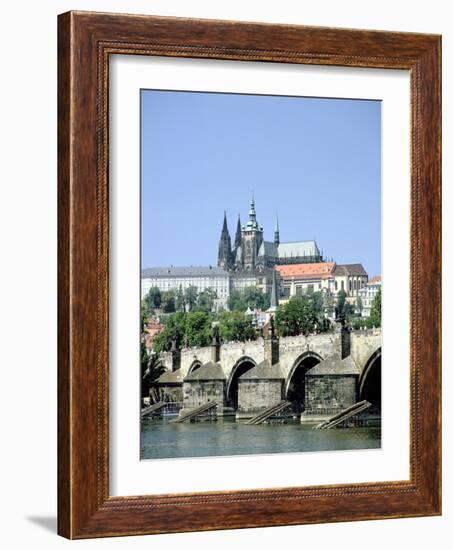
[{"x1": 58, "y1": 11, "x2": 441, "y2": 538}]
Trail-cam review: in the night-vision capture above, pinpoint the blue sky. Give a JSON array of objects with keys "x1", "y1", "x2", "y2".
[{"x1": 141, "y1": 90, "x2": 381, "y2": 277}]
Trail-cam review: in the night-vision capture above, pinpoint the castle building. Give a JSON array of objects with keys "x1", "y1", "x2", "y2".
[
  {"x1": 218, "y1": 198, "x2": 323, "y2": 275},
  {"x1": 276, "y1": 262, "x2": 368, "y2": 304},
  {"x1": 276, "y1": 262, "x2": 337, "y2": 297},
  {"x1": 141, "y1": 266, "x2": 230, "y2": 309},
  {"x1": 140, "y1": 197, "x2": 368, "y2": 311}
]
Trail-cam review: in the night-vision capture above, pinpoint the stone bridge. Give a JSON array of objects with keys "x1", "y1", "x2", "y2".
[{"x1": 158, "y1": 328, "x2": 381, "y2": 421}]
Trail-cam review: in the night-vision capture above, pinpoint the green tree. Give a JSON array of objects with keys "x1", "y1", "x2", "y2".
[
  {"x1": 227, "y1": 287, "x2": 270, "y2": 312},
  {"x1": 219, "y1": 310, "x2": 256, "y2": 342},
  {"x1": 369, "y1": 288, "x2": 382, "y2": 327},
  {"x1": 161, "y1": 290, "x2": 176, "y2": 313},
  {"x1": 336, "y1": 289, "x2": 347, "y2": 318},
  {"x1": 310, "y1": 291, "x2": 324, "y2": 315},
  {"x1": 141, "y1": 350, "x2": 166, "y2": 399},
  {"x1": 243, "y1": 286, "x2": 270, "y2": 310},
  {"x1": 175, "y1": 285, "x2": 185, "y2": 312},
  {"x1": 195, "y1": 289, "x2": 217, "y2": 313},
  {"x1": 185, "y1": 311, "x2": 213, "y2": 347},
  {"x1": 356, "y1": 296, "x2": 364, "y2": 316},
  {"x1": 152, "y1": 311, "x2": 186, "y2": 352},
  {"x1": 323, "y1": 293, "x2": 336, "y2": 318},
  {"x1": 184, "y1": 286, "x2": 198, "y2": 311},
  {"x1": 141, "y1": 298, "x2": 151, "y2": 323},
  {"x1": 275, "y1": 296, "x2": 322, "y2": 337},
  {"x1": 352, "y1": 317, "x2": 372, "y2": 330},
  {"x1": 227, "y1": 290, "x2": 246, "y2": 311},
  {"x1": 145, "y1": 286, "x2": 161, "y2": 310}
]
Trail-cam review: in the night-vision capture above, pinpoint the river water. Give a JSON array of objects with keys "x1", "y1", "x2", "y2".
[{"x1": 140, "y1": 417, "x2": 381, "y2": 460}]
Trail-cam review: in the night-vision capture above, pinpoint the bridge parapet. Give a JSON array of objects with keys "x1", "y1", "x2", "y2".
[
  {"x1": 160, "y1": 328, "x2": 381, "y2": 378},
  {"x1": 219, "y1": 339, "x2": 265, "y2": 377},
  {"x1": 278, "y1": 333, "x2": 341, "y2": 375},
  {"x1": 350, "y1": 328, "x2": 382, "y2": 374}
]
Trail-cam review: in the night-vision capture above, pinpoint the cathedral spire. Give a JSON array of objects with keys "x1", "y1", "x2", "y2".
[
  {"x1": 222, "y1": 210, "x2": 228, "y2": 233},
  {"x1": 274, "y1": 215, "x2": 280, "y2": 246},
  {"x1": 234, "y1": 213, "x2": 242, "y2": 249},
  {"x1": 218, "y1": 211, "x2": 232, "y2": 270}
]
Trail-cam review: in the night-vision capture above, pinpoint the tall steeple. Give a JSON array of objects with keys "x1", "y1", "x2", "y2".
[
  {"x1": 246, "y1": 196, "x2": 258, "y2": 230},
  {"x1": 234, "y1": 214, "x2": 242, "y2": 249},
  {"x1": 222, "y1": 210, "x2": 228, "y2": 233},
  {"x1": 218, "y1": 211, "x2": 232, "y2": 270},
  {"x1": 274, "y1": 215, "x2": 280, "y2": 246}
]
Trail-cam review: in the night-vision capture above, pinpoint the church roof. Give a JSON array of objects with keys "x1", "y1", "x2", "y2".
[
  {"x1": 277, "y1": 240, "x2": 320, "y2": 259},
  {"x1": 276, "y1": 262, "x2": 335, "y2": 280},
  {"x1": 333, "y1": 264, "x2": 368, "y2": 277},
  {"x1": 142, "y1": 266, "x2": 229, "y2": 278}
]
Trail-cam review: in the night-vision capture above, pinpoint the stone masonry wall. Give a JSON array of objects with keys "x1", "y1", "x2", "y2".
[
  {"x1": 218, "y1": 340, "x2": 265, "y2": 377},
  {"x1": 182, "y1": 380, "x2": 227, "y2": 414},
  {"x1": 277, "y1": 333, "x2": 341, "y2": 377},
  {"x1": 304, "y1": 375, "x2": 358, "y2": 416},
  {"x1": 237, "y1": 379, "x2": 284, "y2": 417},
  {"x1": 161, "y1": 329, "x2": 381, "y2": 396},
  {"x1": 350, "y1": 328, "x2": 382, "y2": 372},
  {"x1": 158, "y1": 384, "x2": 183, "y2": 404}
]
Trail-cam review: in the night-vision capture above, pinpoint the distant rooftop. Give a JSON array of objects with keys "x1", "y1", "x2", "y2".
[
  {"x1": 278, "y1": 240, "x2": 320, "y2": 259},
  {"x1": 333, "y1": 264, "x2": 368, "y2": 277},
  {"x1": 369, "y1": 275, "x2": 382, "y2": 284},
  {"x1": 142, "y1": 266, "x2": 229, "y2": 279},
  {"x1": 258, "y1": 240, "x2": 321, "y2": 259},
  {"x1": 276, "y1": 262, "x2": 335, "y2": 280}
]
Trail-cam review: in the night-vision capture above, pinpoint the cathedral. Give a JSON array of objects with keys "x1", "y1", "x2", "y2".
[{"x1": 218, "y1": 198, "x2": 324, "y2": 274}]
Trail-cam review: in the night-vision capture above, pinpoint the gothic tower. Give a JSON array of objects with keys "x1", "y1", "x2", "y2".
[
  {"x1": 218, "y1": 211, "x2": 232, "y2": 270},
  {"x1": 242, "y1": 197, "x2": 263, "y2": 271}
]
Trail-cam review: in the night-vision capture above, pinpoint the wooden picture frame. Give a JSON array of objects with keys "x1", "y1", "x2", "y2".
[{"x1": 58, "y1": 11, "x2": 441, "y2": 539}]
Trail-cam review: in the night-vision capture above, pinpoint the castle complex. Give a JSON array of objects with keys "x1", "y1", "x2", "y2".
[
  {"x1": 141, "y1": 198, "x2": 373, "y2": 310},
  {"x1": 218, "y1": 198, "x2": 323, "y2": 273}
]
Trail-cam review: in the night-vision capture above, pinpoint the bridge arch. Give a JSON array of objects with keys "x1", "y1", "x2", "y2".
[
  {"x1": 187, "y1": 359, "x2": 203, "y2": 375},
  {"x1": 284, "y1": 351, "x2": 324, "y2": 414},
  {"x1": 359, "y1": 347, "x2": 381, "y2": 411},
  {"x1": 226, "y1": 356, "x2": 257, "y2": 410}
]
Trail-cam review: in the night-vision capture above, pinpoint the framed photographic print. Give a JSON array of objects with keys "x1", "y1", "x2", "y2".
[{"x1": 58, "y1": 11, "x2": 441, "y2": 538}]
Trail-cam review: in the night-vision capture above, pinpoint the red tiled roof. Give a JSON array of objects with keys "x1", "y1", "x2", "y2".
[
  {"x1": 275, "y1": 262, "x2": 336, "y2": 280},
  {"x1": 369, "y1": 275, "x2": 382, "y2": 284}
]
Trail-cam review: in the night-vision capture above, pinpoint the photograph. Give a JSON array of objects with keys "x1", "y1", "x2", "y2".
[{"x1": 140, "y1": 89, "x2": 382, "y2": 460}]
